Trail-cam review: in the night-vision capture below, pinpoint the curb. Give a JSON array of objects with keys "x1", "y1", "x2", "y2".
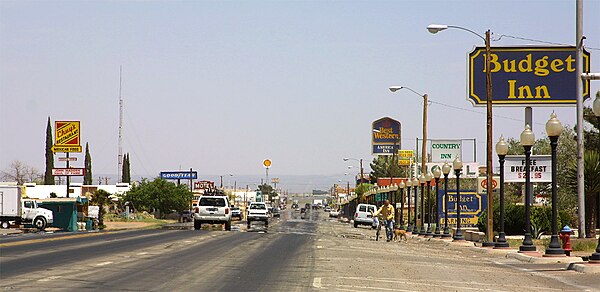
[
  {"x1": 506, "y1": 251, "x2": 584, "y2": 264},
  {"x1": 567, "y1": 262, "x2": 600, "y2": 273}
]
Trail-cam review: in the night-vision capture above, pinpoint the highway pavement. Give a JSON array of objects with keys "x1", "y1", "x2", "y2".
[{"x1": 1, "y1": 207, "x2": 598, "y2": 291}]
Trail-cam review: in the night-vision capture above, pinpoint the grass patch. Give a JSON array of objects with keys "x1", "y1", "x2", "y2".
[
  {"x1": 104, "y1": 213, "x2": 175, "y2": 224},
  {"x1": 571, "y1": 238, "x2": 598, "y2": 252}
]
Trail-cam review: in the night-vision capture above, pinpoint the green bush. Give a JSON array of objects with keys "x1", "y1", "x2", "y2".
[{"x1": 478, "y1": 204, "x2": 571, "y2": 236}]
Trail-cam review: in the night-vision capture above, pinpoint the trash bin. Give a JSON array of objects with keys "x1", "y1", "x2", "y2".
[{"x1": 85, "y1": 219, "x2": 93, "y2": 231}]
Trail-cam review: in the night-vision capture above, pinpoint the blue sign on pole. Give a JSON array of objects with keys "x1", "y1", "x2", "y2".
[
  {"x1": 468, "y1": 46, "x2": 591, "y2": 106},
  {"x1": 437, "y1": 189, "x2": 487, "y2": 227},
  {"x1": 372, "y1": 117, "x2": 401, "y2": 155},
  {"x1": 160, "y1": 171, "x2": 198, "y2": 180}
]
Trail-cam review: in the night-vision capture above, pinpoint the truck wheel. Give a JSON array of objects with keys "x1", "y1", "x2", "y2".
[
  {"x1": 1, "y1": 221, "x2": 9, "y2": 229},
  {"x1": 265, "y1": 220, "x2": 269, "y2": 227},
  {"x1": 225, "y1": 221, "x2": 231, "y2": 231},
  {"x1": 34, "y1": 217, "x2": 47, "y2": 230},
  {"x1": 247, "y1": 220, "x2": 251, "y2": 228},
  {"x1": 194, "y1": 220, "x2": 201, "y2": 230},
  {"x1": 354, "y1": 222, "x2": 358, "y2": 228}
]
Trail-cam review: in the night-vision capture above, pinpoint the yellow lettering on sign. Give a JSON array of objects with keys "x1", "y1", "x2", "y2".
[
  {"x1": 483, "y1": 53, "x2": 575, "y2": 77},
  {"x1": 508, "y1": 80, "x2": 551, "y2": 99}
]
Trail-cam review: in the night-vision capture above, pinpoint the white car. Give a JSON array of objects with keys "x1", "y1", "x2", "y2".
[
  {"x1": 329, "y1": 209, "x2": 340, "y2": 218},
  {"x1": 193, "y1": 196, "x2": 232, "y2": 231},
  {"x1": 353, "y1": 204, "x2": 377, "y2": 228},
  {"x1": 247, "y1": 202, "x2": 269, "y2": 228}
]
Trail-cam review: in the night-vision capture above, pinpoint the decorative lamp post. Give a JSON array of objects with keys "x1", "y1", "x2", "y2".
[
  {"x1": 433, "y1": 166, "x2": 442, "y2": 238},
  {"x1": 413, "y1": 177, "x2": 419, "y2": 234},
  {"x1": 494, "y1": 135, "x2": 510, "y2": 248},
  {"x1": 419, "y1": 174, "x2": 426, "y2": 236},
  {"x1": 544, "y1": 112, "x2": 565, "y2": 256},
  {"x1": 591, "y1": 93, "x2": 600, "y2": 263},
  {"x1": 425, "y1": 171, "x2": 434, "y2": 237},
  {"x1": 399, "y1": 181, "x2": 406, "y2": 230},
  {"x1": 442, "y1": 162, "x2": 452, "y2": 238},
  {"x1": 519, "y1": 124, "x2": 536, "y2": 252},
  {"x1": 405, "y1": 179, "x2": 413, "y2": 232},
  {"x1": 453, "y1": 157, "x2": 465, "y2": 241}
]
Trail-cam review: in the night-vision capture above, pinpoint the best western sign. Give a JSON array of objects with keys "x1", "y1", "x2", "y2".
[
  {"x1": 468, "y1": 46, "x2": 591, "y2": 106},
  {"x1": 372, "y1": 117, "x2": 401, "y2": 155},
  {"x1": 430, "y1": 140, "x2": 461, "y2": 162}
]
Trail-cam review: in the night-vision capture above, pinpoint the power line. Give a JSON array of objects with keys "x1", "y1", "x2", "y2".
[{"x1": 494, "y1": 34, "x2": 599, "y2": 51}]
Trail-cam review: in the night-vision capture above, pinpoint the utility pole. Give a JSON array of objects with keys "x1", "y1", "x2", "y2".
[
  {"x1": 575, "y1": 0, "x2": 586, "y2": 238},
  {"x1": 118, "y1": 66, "x2": 124, "y2": 183}
]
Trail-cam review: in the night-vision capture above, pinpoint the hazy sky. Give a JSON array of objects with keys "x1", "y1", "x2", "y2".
[{"x1": 1, "y1": 1, "x2": 599, "y2": 188}]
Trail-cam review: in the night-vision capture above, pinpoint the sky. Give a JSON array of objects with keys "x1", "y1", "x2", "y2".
[{"x1": 1, "y1": 0, "x2": 599, "y2": 192}]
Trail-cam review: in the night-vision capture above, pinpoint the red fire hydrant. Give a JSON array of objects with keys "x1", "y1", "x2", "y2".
[{"x1": 559, "y1": 225, "x2": 572, "y2": 256}]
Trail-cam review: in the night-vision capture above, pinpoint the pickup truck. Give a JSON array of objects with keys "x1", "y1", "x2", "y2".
[
  {"x1": 247, "y1": 202, "x2": 269, "y2": 228},
  {"x1": 1, "y1": 185, "x2": 54, "y2": 230},
  {"x1": 192, "y1": 196, "x2": 232, "y2": 231}
]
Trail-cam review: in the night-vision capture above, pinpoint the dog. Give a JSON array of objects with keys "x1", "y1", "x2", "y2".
[{"x1": 393, "y1": 228, "x2": 408, "y2": 242}]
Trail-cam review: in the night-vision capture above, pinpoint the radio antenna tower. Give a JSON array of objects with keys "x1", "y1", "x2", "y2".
[{"x1": 118, "y1": 66, "x2": 124, "y2": 183}]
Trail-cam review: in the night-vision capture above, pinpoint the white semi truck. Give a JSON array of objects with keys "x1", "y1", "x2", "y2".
[{"x1": 0, "y1": 185, "x2": 54, "y2": 230}]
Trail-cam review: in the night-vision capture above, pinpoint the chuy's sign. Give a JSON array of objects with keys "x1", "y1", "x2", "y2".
[
  {"x1": 469, "y1": 46, "x2": 591, "y2": 106},
  {"x1": 504, "y1": 155, "x2": 551, "y2": 183},
  {"x1": 430, "y1": 140, "x2": 462, "y2": 162},
  {"x1": 372, "y1": 117, "x2": 401, "y2": 155}
]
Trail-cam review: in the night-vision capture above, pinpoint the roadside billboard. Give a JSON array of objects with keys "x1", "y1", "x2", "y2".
[
  {"x1": 504, "y1": 155, "x2": 551, "y2": 183},
  {"x1": 430, "y1": 140, "x2": 462, "y2": 162},
  {"x1": 52, "y1": 121, "x2": 82, "y2": 153},
  {"x1": 438, "y1": 190, "x2": 487, "y2": 227},
  {"x1": 425, "y1": 162, "x2": 479, "y2": 179},
  {"x1": 372, "y1": 117, "x2": 401, "y2": 155},
  {"x1": 468, "y1": 46, "x2": 591, "y2": 106},
  {"x1": 160, "y1": 171, "x2": 198, "y2": 180}
]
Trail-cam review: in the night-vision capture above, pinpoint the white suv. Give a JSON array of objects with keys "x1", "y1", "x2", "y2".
[
  {"x1": 353, "y1": 203, "x2": 377, "y2": 228},
  {"x1": 193, "y1": 196, "x2": 232, "y2": 231},
  {"x1": 247, "y1": 202, "x2": 269, "y2": 228}
]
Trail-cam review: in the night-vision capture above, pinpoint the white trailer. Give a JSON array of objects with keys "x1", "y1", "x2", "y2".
[{"x1": 0, "y1": 185, "x2": 54, "y2": 230}]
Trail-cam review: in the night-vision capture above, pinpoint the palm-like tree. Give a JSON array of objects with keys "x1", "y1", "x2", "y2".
[{"x1": 566, "y1": 150, "x2": 600, "y2": 237}]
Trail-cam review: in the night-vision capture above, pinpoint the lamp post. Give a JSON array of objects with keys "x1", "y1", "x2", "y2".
[
  {"x1": 399, "y1": 181, "x2": 406, "y2": 230},
  {"x1": 220, "y1": 174, "x2": 233, "y2": 189},
  {"x1": 495, "y1": 135, "x2": 510, "y2": 249},
  {"x1": 433, "y1": 166, "x2": 442, "y2": 238},
  {"x1": 545, "y1": 112, "x2": 565, "y2": 256},
  {"x1": 442, "y1": 162, "x2": 452, "y2": 238},
  {"x1": 453, "y1": 157, "x2": 465, "y2": 241},
  {"x1": 519, "y1": 124, "x2": 536, "y2": 252},
  {"x1": 406, "y1": 179, "x2": 413, "y2": 232},
  {"x1": 389, "y1": 86, "x2": 428, "y2": 177},
  {"x1": 427, "y1": 24, "x2": 495, "y2": 245},
  {"x1": 591, "y1": 93, "x2": 600, "y2": 263},
  {"x1": 425, "y1": 171, "x2": 434, "y2": 238},
  {"x1": 344, "y1": 158, "x2": 365, "y2": 185},
  {"x1": 419, "y1": 174, "x2": 426, "y2": 236},
  {"x1": 413, "y1": 177, "x2": 419, "y2": 234}
]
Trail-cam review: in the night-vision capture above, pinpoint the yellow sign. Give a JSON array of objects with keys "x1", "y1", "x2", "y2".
[
  {"x1": 51, "y1": 145, "x2": 82, "y2": 153},
  {"x1": 398, "y1": 150, "x2": 414, "y2": 158},
  {"x1": 398, "y1": 159, "x2": 411, "y2": 166},
  {"x1": 263, "y1": 159, "x2": 272, "y2": 168},
  {"x1": 55, "y1": 121, "x2": 80, "y2": 147}
]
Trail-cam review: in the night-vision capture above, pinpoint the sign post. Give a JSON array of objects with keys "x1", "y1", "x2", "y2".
[{"x1": 53, "y1": 121, "x2": 82, "y2": 198}]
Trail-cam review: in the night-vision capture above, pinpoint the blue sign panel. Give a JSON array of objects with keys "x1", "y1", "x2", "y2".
[
  {"x1": 372, "y1": 117, "x2": 401, "y2": 155},
  {"x1": 437, "y1": 190, "x2": 487, "y2": 227},
  {"x1": 160, "y1": 171, "x2": 198, "y2": 180},
  {"x1": 372, "y1": 144, "x2": 400, "y2": 155},
  {"x1": 469, "y1": 46, "x2": 591, "y2": 106}
]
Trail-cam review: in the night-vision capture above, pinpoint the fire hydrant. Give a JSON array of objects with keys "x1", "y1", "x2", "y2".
[{"x1": 559, "y1": 225, "x2": 572, "y2": 256}]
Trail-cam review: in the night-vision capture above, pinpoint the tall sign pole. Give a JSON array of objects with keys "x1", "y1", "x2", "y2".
[
  {"x1": 118, "y1": 66, "x2": 124, "y2": 183},
  {"x1": 485, "y1": 30, "x2": 494, "y2": 244},
  {"x1": 575, "y1": 0, "x2": 585, "y2": 238}
]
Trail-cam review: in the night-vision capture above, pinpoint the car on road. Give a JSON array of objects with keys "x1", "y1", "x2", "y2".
[
  {"x1": 247, "y1": 202, "x2": 269, "y2": 228},
  {"x1": 193, "y1": 196, "x2": 232, "y2": 231},
  {"x1": 324, "y1": 206, "x2": 331, "y2": 212},
  {"x1": 231, "y1": 207, "x2": 242, "y2": 220},
  {"x1": 329, "y1": 209, "x2": 340, "y2": 218},
  {"x1": 272, "y1": 207, "x2": 281, "y2": 218},
  {"x1": 353, "y1": 203, "x2": 377, "y2": 228}
]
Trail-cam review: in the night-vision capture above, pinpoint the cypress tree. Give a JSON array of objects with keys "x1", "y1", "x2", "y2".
[
  {"x1": 84, "y1": 142, "x2": 93, "y2": 185},
  {"x1": 122, "y1": 153, "x2": 131, "y2": 183},
  {"x1": 44, "y1": 117, "x2": 55, "y2": 185}
]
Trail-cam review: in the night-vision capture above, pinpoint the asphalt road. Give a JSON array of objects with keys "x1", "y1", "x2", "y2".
[{"x1": 1, "y1": 207, "x2": 599, "y2": 291}]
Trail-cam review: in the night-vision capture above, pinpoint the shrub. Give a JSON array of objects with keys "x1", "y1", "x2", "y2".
[{"x1": 477, "y1": 204, "x2": 570, "y2": 236}]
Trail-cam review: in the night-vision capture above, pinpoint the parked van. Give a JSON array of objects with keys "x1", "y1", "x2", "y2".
[{"x1": 353, "y1": 203, "x2": 377, "y2": 228}]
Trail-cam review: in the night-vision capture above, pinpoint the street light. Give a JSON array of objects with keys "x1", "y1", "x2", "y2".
[
  {"x1": 399, "y1": 181, "x2": 406, "y2": 230},
  {"x1": 405, "y1": 178, "x2": 413, "y2": 233},
  {"x1": 413, "y1": 177, "x2": 419, "y2": 234},
  {"x1": 343, "y1": 158, "x2": 365, "y2": 185},
  {"x1": 519, "y1": 124, "x2": 536, "y2": 252},
  {"x1": 433, "y1": 166, "x2": 442, "y2": 238},
  {"x1": 545, "y1": 112, "x2": 565, "y2": 256},
  {"x1": 428, "y1": 23, "x2": 495, "y2": 244},
  {"x1": 220, "y1": 173, "x2": 233, "y2": 189},
  {"x1": 389, "y1": 86, "x2": 428, "y2": 177},
  {"x1": 425, "y1": 171, "x2": 434, "y2": 238},
  {"x1": 495, "y1": 135, "x2": 510, "y2": 249},
  {"x1": 441, "y1": 162, "x2": 452, "y2": 238},
  {"x1": 419, "y1": 173, "x2": 426, "y2": 236},
  {"x1": 591, "y1": 94, "x2": 600, "y2": 263},
  {"x1": 453, "y1": 156, "x2": 465, "y2": 241}
]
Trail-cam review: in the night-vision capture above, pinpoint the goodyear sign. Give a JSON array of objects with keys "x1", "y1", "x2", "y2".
[
  {"x1": 53, "y1": 121, "x2": 81, "y2": 153},
  {"x1": 372, "y1": 117, "x2": 401, "y2": 155},
  {"x1": 160, "y1": 171, "x2": 198, "y2": 180},
  {"x1": 437, "y1": 190, "x2": 486, "y2": 227},
  {"x1": 469, "y1": 46, "x2": 591, "y2": 106}
]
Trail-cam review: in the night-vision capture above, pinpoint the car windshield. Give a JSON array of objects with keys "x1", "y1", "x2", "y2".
[
  {"x1": 250, "y1": 204, "x2": 266, "y2": 210},
  {"x1": 199, "y1": 197, "x2": 226, "y2": 207},
  {"x1": 359, "y1": 205, "x2": 366, "y2": 212},
  {"x1": 232, "y1": 207, "x2": 239, "y2": 210}
]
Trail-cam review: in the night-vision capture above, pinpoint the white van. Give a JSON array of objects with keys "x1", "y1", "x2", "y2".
[{"x1": 353, "y1": 203, "x2": 377, "y2": 228}]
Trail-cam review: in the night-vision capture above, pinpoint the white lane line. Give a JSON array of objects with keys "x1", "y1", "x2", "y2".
[
  {"x1": 96, "y1": 261, "x2": 113, "y2": 266},
  {"x1": 316, "y1": 245, "x2": 323, "y2": 249},
  {"x1": 137, "y1": 252, "x2": 148, "y2": 255},
  {"x1": 312, "y1": 277, "x2": 322, "y2": 288},
  {"x1": 38, "y1": 276, "x2": 62, "y2": 282}
]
